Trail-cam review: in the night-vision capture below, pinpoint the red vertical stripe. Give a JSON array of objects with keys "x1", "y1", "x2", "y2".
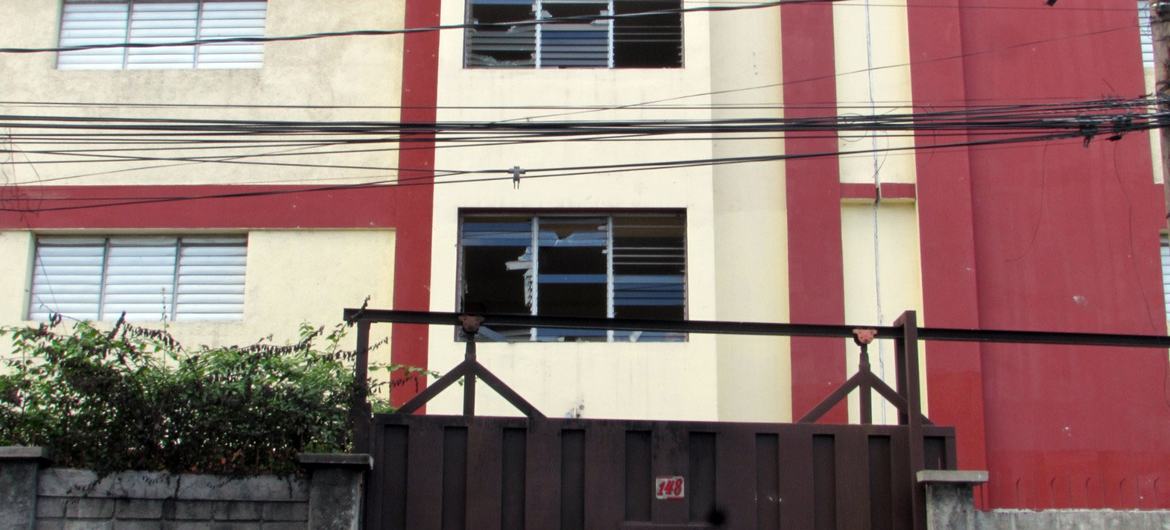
[
  {"x1": 780, "y1": 2, "x2": 847, "y2": 422},
  {"x1": 904, "y1": 0, "x2": 990, "y2": 485},
  {"x1": 391, "y1": 0, "x2": 442, "y2": 406}
]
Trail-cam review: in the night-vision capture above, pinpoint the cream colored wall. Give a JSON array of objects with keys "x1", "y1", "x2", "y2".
[
  {"x1": 423, "y1": 4, "x2": 780, "y2": 420},
  {"x1": 834, "y1": 0, "x2": 927, "y2": 422},
  {"x1": 710, "y1": 7, "x2": 790, "y2": 422},
  {"x1": 840, "y1": 202, "x2": 926, "y2": 424},
  {"x1": 0, "y1": 230, "x2": 395, "y2": 356},
  {"x1": 0, "y1": 0, "x2": 402, "y2": 186},
  {"x1": 1147, "y1": 68, "x2": 1164, "y2": 184},
  {"x1": 834, "y1": 0, "x2": 916, "y2": 185}
]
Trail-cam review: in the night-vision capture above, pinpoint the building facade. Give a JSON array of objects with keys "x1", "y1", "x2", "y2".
[
  {"x1": 0, "y1": 0, "x2": 404, "y2": 349},
  {"x1": 2, "y1": 0, "x2": 1169, "y2": 510}
]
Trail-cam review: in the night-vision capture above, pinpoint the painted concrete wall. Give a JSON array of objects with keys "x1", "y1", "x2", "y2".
[
  {"x1": 907, "y1": 0, "x2": 1170, "y2": 509},
  {"x1": 0, "y1": 0, "x2": 403, "y2": 187},
  {"x1": 0, "y1": 230, "x2": 395, "y2": 351},
  {"x1": 709, "y1": 3, "x2": 789, "y2": 422},
  {"x1": 0, "y1": 0, "x2": 404, "y2": 352},
  {"x1": 425, "y1": 6, "x2": 715, "y2": 421},
  {"x1": 841, "y1": 201, "x2": 925, "y2": 423}
]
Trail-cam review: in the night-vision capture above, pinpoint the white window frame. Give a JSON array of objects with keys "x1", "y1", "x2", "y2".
[
  {"x1": 57, "y1": 0, "x2": 267, "y2": 70},
  {"x1": 464, "y1": 0, "x2": 682, "y2": 69},
  {"x1": 28, "y1": 235, "x2": 247, "y2": 322},
  {"x1": 458, "y1": 211, "x2": 686, "y2": 342}
]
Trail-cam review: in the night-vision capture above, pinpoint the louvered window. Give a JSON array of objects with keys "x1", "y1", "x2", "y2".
[
  {"x1": 459, "y1": 212, "x2": 685, "y2": 342},
  {"x1": 465, "y1": 0, "x2": 682, "y2": 68},
  {"x1": 29, "y1": 236, "x2": 247, "y2": 321},
  {"x1": 58, "y1": 0, "x2": 267, "y2": 70},
  {"x1": 1161, "y1": 236, "x2": 1170, "y2": 318},
  {"x1": 1140, "y1": 0, "x2": 1155, "y2": 68}
]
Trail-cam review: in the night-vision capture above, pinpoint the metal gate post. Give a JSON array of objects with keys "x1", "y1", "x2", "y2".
[
  {"x1": 894, "y1": 310, "x2": 925, "y2": 530},
  {"x1": 463, "y1": 331, "x2": 477, "y2": 416},
  {"x1": 351, "y1": 320, "x2": 372, "y2": 454}
]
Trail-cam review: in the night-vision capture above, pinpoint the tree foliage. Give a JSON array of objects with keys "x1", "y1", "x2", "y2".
[{"x1": 0, "y1": 317, "x2": 414, "y2": 475}]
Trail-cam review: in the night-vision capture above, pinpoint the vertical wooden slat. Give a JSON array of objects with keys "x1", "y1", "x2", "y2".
[
  {"x1": 689, "y1": 432, "x2": 717, "y2": 523},
  {"x1": 924, "y1": 436, "x2": 946, "y2": 471},
  {"x1": 812, "y1": 434, "x2": 837, "y2": 530},
  {"x1": 405, "y1": 420, "x2": 444, "y2": 530},
  {"x1": 501, "y1": 427, "x2": 528, "y2": 530},
  {"x1": 868, "y1": 436, "x2": 894, "y2": 530},
  {"x1": 755, "y1": 433, "x2": 781, "y2": 530},
  {"x1": 561, "y1": 429, "x2": 586, "y2": 530},
  {"x1": 835, "y1": 430, "x2": 870, "y2": 530},
  {"x1": 585, "y1": 422, "x2": 625, "y2": 530},
  {"x1": 890, "y1": 430, "x2": 913, "y2": 530},
  {"x1": 526, "y1": 420, "x2": 560, "y2": 530},
  {"x1": 441, "y1": 427, "x2": 469, "y2": 530},
  {"x1": 368, "y1": 417, "x2": 956, "y2": 530},
  {"x1": 625, "y1": 430, "x2": 652, "y2": 522},
  {"x1": 715, "y1": 429, "x2": 756, "y2": 529},
  {"x1": 778, "y1": 428, "x2": 815, "y2": 530},
  {"x1": 651, "y1": 423, "x2": 689, "y2": 525},
  {"x1": 379, "y1": 423, "x2": 410, "y2": 530},
  {"x1": 466, "y1": 420, "x2": 503, "y2": 530}
]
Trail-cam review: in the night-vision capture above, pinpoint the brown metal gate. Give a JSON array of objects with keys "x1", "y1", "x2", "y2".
[
  {"x1": 346, "y1": 308, "x2": 955, "y2": 530},
  {"x1": 365, "y1": 415, "x2": 955, "y2": 530}
]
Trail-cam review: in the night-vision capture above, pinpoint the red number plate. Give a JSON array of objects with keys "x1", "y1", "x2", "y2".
[{"x1": 655, "y1": 476, "x2": 685, "y2": 500}]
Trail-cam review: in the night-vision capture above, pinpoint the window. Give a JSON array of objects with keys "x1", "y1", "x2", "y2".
[
  {"x1": 465, "y1": 0, "x2": 682, "y2": 68},
  {"x1": 1140, "y1": 0, "x2": 1155, "y2": 68},
  {"x1": 1162, "y1": 235, "x2": 1170, "y2": 319},
  {"x1": 459, "y1": 212, "x2": 686, "y2": 342},
  {"x1": 29, "y1": 236, "x2": 247, "y2": 321},
  {"x1": 57, "y1": 0, "x2": 267, "y2": 70}
]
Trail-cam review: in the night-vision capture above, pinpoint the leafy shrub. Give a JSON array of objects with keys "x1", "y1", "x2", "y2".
[{"x1": 0, "y1": 317, "x2": 414, "y2": 475}]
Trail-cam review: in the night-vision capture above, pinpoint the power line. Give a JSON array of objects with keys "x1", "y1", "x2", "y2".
[
  {"x1": 0, "y1": 0, "x2": 838, "y2": 55},
  {"x1": 1, "y1": 124, "x2": 1155, "y2": 214}
]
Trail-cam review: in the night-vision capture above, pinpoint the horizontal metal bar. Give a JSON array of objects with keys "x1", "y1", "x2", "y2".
[
  {"x1": 918, "y1": 326, "x2": 1170, "y2": 348},
  {"x1": 344, "y1": 308, "x2": 1170, "y2": 349},
  {"x1": 343, "y1": 308, "x2": 892, "y2": 338}
]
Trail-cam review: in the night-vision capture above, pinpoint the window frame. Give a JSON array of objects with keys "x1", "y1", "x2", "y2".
[
  {"x1": 456, "y1": 209, "x2": 688, "y2": 342},
  {"x1": 462, "y1": 0, "x2": 684, "y2": 69},
  {"x1": 56, "y1": 0, "x2": 268, "y2": 71},
  {"x1": 28, "y1": 234, "x2": 248, "y2": 322}
]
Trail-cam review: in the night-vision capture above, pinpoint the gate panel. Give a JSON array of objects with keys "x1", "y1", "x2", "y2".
[
  {"x1": 366, "y1": 415, "x2": 957, "y2": 530},
  {"x1": 466, "y1": 421, "x2": 503, "y2": 530},
  {"x1": 584, "y1": 422, "x2": 625, "y2": 529}
]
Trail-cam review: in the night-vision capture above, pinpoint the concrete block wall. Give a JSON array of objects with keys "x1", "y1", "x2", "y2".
[
  {"x1": 0, "y1": 448, "x2": 370, "y2": 530},
  {"x1": 921, "y1": 470, "x2": 1170, "y2": 530},
  {"x1": 33, "y1": 469, "x2": 309, "y2": 530}
]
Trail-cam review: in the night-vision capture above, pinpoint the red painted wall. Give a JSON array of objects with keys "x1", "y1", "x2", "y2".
[
  {"x1": 390, "y1": 0, "x2": 442, "y2": 406},
  {"x1": 781, "y1": 1, "x2": 849, "y2": 423},
  {"x1": 911, "y1": 0, "x2": 1170, "y2": 508},
  {"x1": 0, "y1": 185, "x2": 398, "y2": 228}
]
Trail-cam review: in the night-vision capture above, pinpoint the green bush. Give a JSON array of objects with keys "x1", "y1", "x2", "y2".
[{"x1": 0, "y1": 317, "x2": 414, "y2": 475}]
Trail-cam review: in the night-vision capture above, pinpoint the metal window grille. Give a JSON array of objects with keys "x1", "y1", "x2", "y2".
[
  {"x1": 465, "y1": 0, "x2": 682, "y2": 68},
  {"x1": 458, "y1": 212, "x2": 686, "y2": 342},
  {"x1": 29, "y1": 235, "x2": 247, "y2": 321},
  {"x1": 1162, "y1": 235, "x2": 1170, "y2": 318},
  {"x1": 57, "y1": 0, "x2": 266, "y2": 70},
  {"x1": 1140, "y1": 0, "x2": 1155, "y2": 69}
]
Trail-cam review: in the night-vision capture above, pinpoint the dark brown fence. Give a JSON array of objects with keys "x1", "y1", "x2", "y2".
[
  {"x1": 365, "y1": 414, "x2": 955, "y2": 530},
  {"x1": 344, "y1": 307, "x2": 1170, "y2": 530}
]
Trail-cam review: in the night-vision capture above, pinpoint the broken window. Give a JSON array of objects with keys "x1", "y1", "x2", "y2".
[
  {"x1": 459, "y1": 212, "x2": 686, "y2": 342},
  {"x1": 465, "y1": 0, "x2": 682, "y2": 68}
]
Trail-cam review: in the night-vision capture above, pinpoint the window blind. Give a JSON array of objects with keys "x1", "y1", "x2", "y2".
[
  {"x1": 29, "y1": 236, "x2": 247, "y2": 321},
  {"x1": 58, "y1": 0, "x2": 266, "y2": 70}
]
